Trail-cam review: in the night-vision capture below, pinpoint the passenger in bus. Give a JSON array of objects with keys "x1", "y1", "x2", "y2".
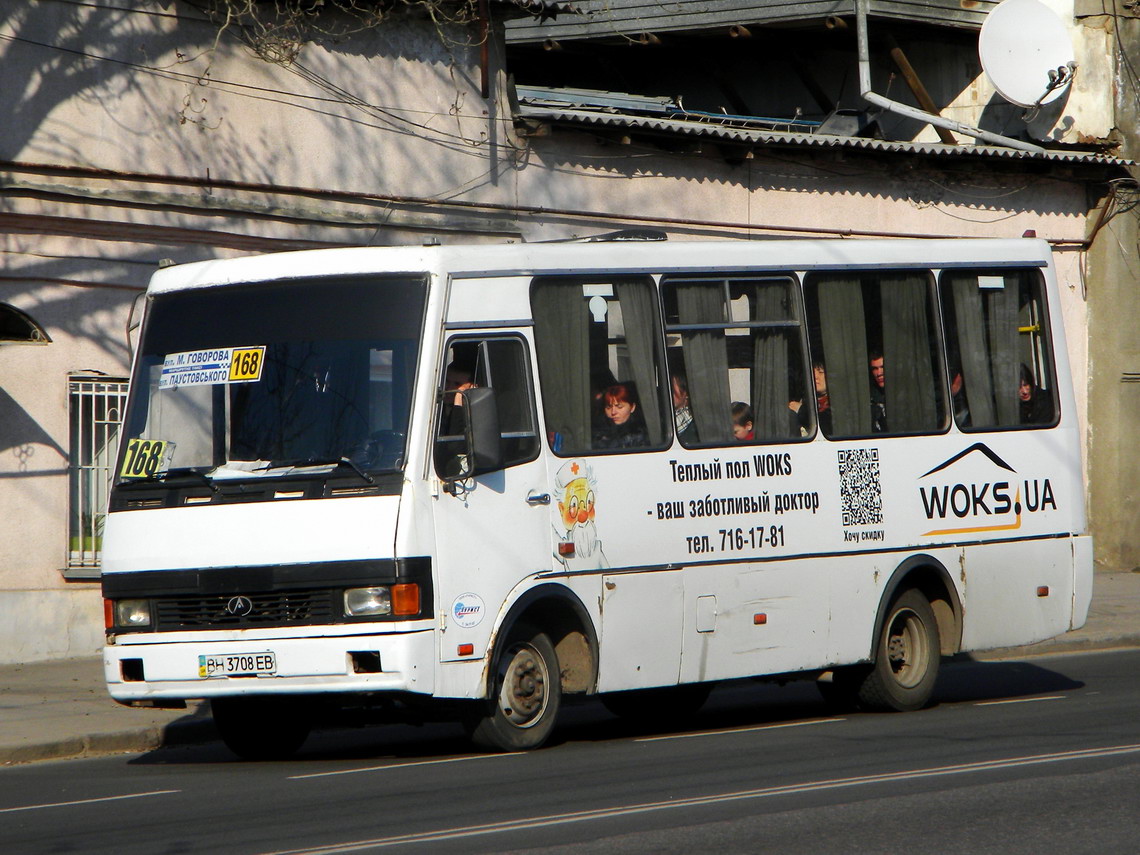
[
  {"x1": 594, "y1": 383, "x2": 649, "y2": 449},
  {"x1": 1019, "y1": 364, "x2": 1053, "y2": 424},
  {"x1": 444, "y1": 362, "x2": 475, "y2": 407},
  {"x1": 731, "y1": 402, "x2": 754, "y2": 441},
  {"x1": 869, "y1": 351, "x2": 888, "y2": 433},
  {"x1": 437, "y1": 361, "x2": 476, "y2": 476},
  {"x1": 790, "y1": 360, "x2": 831, "y2": 435},
  {"x1": 950, "y1": 370, "x2": 971, "y2": 427},
  {"x1": 441, "y1": 361, "x2": 475, "y2": 434},
  {"x1": 671, "y1": 371, "x2": 698, "y2": 444}
]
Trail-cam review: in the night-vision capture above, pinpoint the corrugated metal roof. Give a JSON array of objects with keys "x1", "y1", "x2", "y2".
[
  {"x1": 514, "y1": 98, "x2": 1132, "y2": 168},
  {"x1": 505, "y1": 0, "x2": 998, "y2": 43}
]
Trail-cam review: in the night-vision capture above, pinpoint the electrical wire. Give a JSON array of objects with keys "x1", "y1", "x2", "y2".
[{"x1": 0, "y1": 24, "x2": 504, "y2": 158}]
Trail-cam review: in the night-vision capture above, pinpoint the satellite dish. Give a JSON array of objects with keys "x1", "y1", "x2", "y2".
[{"x1": 979, "y1": 0, "x2": 1076, "y2": 108}]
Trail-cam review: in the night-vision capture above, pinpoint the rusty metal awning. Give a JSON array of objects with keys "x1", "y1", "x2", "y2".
[
  {"x1": 514, "y1": 89, "x2": 1132, "y2": 169},
  {"x1": 505, "y1": 0, "x2": 999, "y2": 43}
]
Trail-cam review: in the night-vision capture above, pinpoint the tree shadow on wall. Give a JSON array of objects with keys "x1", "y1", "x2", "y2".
[{"x1": 0, "y1": 384, "x2": 67, "y2": 464}]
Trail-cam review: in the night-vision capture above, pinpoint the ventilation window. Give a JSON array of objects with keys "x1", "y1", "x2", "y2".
[{"x1": 0, "y1": 303, "x2": 51, "y2": 343}]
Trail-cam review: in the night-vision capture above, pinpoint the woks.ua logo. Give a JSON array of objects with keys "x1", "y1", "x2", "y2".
[{"x1": 918, "y1": 443, "x2": 1056, "y2": 537}]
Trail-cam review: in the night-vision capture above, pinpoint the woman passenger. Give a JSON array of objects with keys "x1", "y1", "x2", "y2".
[{"x1": 594, "y1": 383, "x2": 649, "y2": 449}]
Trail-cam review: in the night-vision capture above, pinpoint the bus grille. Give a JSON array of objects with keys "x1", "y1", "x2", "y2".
[{"x1": 154, "y1": 588, "x2": 336, "y2": 630}]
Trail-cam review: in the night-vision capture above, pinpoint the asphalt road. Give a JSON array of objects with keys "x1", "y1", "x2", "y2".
[{"x1": 2, "y1": 649, "x2": 1138, "y2": 855}]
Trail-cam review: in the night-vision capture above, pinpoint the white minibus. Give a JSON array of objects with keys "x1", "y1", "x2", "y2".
[{"x1": 102, "y1": 236, "x2": 1092, "y2": 758}]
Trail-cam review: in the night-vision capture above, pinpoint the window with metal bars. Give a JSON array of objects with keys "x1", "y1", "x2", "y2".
[{"x1": 66, "y1": 376, "x2": 128, "y2": 578}]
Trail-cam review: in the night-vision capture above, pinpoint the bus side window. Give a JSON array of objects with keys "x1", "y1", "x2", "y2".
[
  {"x1": 530, "y1": 276, "x2": 670, "y2": 456},
  {"x1": 939, "y1": 269, "x2": 1057, "y2": 430},
  {"x1": 662, "y1": 274, "x2": 810, "y2": 446},
  {"x1": 804, "y1": 270, "x2": 945, "y2": 438},
  {"x1": 433, "y1": 336, "x2": 540, "y2": 477}
]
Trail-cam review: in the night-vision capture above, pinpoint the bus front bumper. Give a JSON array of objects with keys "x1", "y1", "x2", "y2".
[{"x1": 103, "y1": 629, "x2": 437, "y2": 702}]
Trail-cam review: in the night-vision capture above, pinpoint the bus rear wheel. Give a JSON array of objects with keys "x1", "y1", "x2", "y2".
[
  {"x1": 212, "y1": 695, "x2": 313, "y2": 761},
  {"x1": 468, "y1": 625, "x2": 561, "y2": 752},
  {"x1": 859, "y1": 588, "x2": 941, "y2": 712}
]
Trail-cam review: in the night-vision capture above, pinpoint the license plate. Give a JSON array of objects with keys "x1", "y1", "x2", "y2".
[{"x1": 198, "y1": 652, "x2": 277, "y2": 678}]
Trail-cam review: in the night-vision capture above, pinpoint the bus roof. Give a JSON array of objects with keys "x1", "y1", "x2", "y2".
[{"x1": 148, "y1": 237, "x2": 1053, "y2": 295}]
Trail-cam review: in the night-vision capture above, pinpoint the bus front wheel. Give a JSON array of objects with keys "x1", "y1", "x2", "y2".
[
  {"x1": 860, "y1": 588, "x2": 941, "y2": 712},
  {"x1": 468, "y1": 624, "x2": 561, "y2": 752}
]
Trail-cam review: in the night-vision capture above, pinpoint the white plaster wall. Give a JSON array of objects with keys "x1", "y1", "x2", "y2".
[
  {"x1": 0, "y1": 232, "x2": 138, "y2": 663},
  {"x1": 0, "y1": 590, "x2": 105, "y2": 664}
]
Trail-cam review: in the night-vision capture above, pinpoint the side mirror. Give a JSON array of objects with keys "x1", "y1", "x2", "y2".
[
  {"x1": 464, "y1": 386, "x2": 503, "y2": 474},
  {"x1": 438, "y1": 387, "x2": 503, "y2": 486}
]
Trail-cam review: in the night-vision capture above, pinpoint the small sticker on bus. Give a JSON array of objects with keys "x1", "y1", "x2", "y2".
[{"x1": 452, "y1": 593, "x2": 485, "y2": 628}]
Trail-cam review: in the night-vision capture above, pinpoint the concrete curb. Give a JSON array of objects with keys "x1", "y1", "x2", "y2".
[
  {"x1": 972, "y1": 631, "x2": 1140, "y2": 661},
  {"x1": 1, "y1": 716, "x2": 217, "y2": 767}
]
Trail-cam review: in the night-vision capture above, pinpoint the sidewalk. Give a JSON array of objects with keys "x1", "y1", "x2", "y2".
[{"x1": 2, "y1": 571, "x2": 1138, "y2": 766}]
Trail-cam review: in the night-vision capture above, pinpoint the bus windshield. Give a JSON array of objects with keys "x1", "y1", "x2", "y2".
[{"x1": 116, "y1": 274, "x2": 426, "y2": 485}]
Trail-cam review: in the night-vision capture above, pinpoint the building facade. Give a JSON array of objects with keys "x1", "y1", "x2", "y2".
[{"x1": 0, "y1": 0, "x2": 1135, "y2": 663}]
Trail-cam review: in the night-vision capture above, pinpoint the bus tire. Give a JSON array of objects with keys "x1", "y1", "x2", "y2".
[
  {"x1": 212, "y1": 695, "x2": 313, "y2": 761},
  {"x1": 858, "y1": 588, "x2": 941, "y2": 712},
  {"x1": 469, "y1": 624, "x2": 561, "y2": 752},
  {"x1": 601, "y1": 683, "x2": 712, "y2": 723}
]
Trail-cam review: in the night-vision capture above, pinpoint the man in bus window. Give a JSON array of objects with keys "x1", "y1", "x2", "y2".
[
  {"x1": 1019, "y1": 364, "x2": 1052, "y2": 424},
  {"x1": 951, "y1": 370, "x2": 970, "y2": 427},
  {"x1": 436, "y1": 361, "x2": 475, "y2": 476},
  {"x1": 791, "y1": 360, "x2": 831, "y2": 436},
  {"x1": 672, "y1": 371, "x2": 698, "y2": 444},
  {"x1": 869, "y1": 351, "x2": 888, "y2": 433}
]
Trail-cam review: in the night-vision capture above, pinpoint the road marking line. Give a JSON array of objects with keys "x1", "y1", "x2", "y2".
[
  {"x1": 288, "y1": 753, "x2": 524, "y2": 780},
  {"x1": 0, "y1": 790, "x2": 180, "y2": 814},
  {"x1": 260, "y1": 743, "x2": 1140, "y2": 854},
  {"x1": 975, "y1": 695, "x2": 1066, "y2": 706},
  {"x1": 634, "y1": 717, "x2": 845, "y2": 742}
]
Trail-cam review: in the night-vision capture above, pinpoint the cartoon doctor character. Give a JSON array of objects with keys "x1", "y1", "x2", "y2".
[{"x1": 553, "y1": 459, "x2": 609, "y2": 570}]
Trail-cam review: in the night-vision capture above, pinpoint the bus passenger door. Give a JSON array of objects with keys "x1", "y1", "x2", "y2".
[{"x1": 431, "y1": 334, "x2": 552, "y2": 671}]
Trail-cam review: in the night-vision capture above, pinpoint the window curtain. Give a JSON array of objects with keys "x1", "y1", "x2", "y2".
[
  {"x1": 752, "y1": 282, "x2": 794, "y2": 439},
  {"x1": 615, "y1": 280, "x2": 665, "y2": 445},
  {"x1": 816, "y1": 277, "x2": 869, "y2": 436},
  {"x1": 881, "y1": 274, "x2": 937, "y2": 433},
  {"x1": 948, "y1": 274, "x2": 995, "y2": 426},
  {"x1": 531, "y1": 281, "x2": 592, "y2": 452},
  {"x1": 988, "y1": 275, "x2": 1021, "y2": 425},
  {"x1": 676, "y1": 283, "x2": 733, "y2": 444}
]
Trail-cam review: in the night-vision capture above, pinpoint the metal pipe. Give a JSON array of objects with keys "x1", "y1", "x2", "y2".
[
  {"x1": 478, "y1": 0, "x2": 490, "y2": 99},
  {"x1": 884, "y1": 33, "x2": 957, "y2": 145},
  {"x1": 854, "y1": 0, "x2": 1043, "y2": 153}
]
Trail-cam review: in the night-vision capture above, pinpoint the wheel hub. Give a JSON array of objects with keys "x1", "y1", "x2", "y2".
[{"x1": 501, "y1": 647, "x2": 547, "y2": 726}]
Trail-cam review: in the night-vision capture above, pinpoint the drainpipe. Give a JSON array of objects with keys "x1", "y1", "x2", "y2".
[
  {"x1": 854, "y1": 0, "x2": 1044, "y2": 153},
  {"x1": 479, "y1": 0, "x2": 490, "y2": 99}
]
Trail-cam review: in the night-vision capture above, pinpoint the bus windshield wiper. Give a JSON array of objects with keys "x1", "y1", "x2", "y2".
[
  {"x1": 254, "y1": 457, "x2": 375, "y2": 485},
  {"x1": 121, "y1": 467, "x2": 219, "y2": 493}
]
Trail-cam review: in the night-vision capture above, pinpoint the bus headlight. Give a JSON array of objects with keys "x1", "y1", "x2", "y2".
[
  {"x1": 344, "y1": 587, "x2": 391, "y2": 616},
  {"x1": 343, "y1": 584, "x2": 420, "y2": 617},
  {"x1": 114, "y1": 599, "x2": 152, "y2": 628}
]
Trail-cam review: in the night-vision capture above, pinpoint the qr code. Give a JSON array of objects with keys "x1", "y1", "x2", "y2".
[{"x1": 838, "y1": 448, "x2": 883, "y2": 527}]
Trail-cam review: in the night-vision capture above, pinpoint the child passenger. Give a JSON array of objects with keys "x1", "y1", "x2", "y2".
[{"x1": 731, "y1": 402, "x2": 754, "y2": 441}]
